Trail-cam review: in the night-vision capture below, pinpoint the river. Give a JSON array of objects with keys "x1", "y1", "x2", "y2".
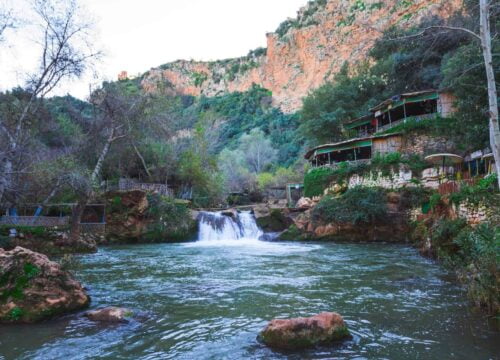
[{"x1": 0, "y1": 212, "x2": 498, "y2": 359}]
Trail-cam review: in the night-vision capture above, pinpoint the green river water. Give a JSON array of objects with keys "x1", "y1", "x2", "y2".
[{"x1": 0, "y1": 241, "x2": 498, "y2": 359}]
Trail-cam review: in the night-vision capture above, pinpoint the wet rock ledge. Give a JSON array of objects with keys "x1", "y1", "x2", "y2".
[{"x1": 0, "y1": 246, "x2": 90, "y2": 323}]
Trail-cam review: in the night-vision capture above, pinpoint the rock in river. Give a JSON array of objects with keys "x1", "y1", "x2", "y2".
[
  {"x1": 0, "y1": 246, "x2": 90, "y2": 323},
  {"x1": 259, "y1": 312, "x2": 350, "y2": 350},
  {"x1": 85, "y1": 307, "x2": 132, "y2": 323}
]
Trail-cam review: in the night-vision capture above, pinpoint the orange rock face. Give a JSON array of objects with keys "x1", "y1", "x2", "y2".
[{"x1": 141, "y1": 0, "x2": 463, "y2": 112}]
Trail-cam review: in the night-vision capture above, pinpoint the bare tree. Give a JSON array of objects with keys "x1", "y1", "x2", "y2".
[
  {"x1": 0, "y1": 0, "x2": 100, "y2": 205},
  {"x1": 0, "y1": 6, "x2": 16, "y2": 42},
  {"x1": 68, "y1": 82, "x2": 149, "y2": 243}
]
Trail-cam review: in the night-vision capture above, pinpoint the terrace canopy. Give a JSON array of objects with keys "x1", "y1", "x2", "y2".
[{"x1": 305, "y1": 138, "x2": 373, "y2": 166}]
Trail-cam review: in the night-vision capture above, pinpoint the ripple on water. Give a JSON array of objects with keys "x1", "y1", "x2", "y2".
[{"x1": 1, "y1": 242, "x2": 498, "y2": 360}]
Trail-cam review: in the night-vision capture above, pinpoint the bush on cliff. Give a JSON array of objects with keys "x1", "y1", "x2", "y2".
[
  {"x1": 144, "y1": 194, "x2": 196, "y2": 242},
  {"x1": 427, "y1": 220, "x2": 500, "y2": 316},
  {"x1": 304, "y1": 162, "x2": 368, "y2": 197},
  {"x1": 312, "y1": 186, "x2": 387, "y2": 225},
  {"x1": 451, "y1": 224, "x2": 499, "y2": 315}
]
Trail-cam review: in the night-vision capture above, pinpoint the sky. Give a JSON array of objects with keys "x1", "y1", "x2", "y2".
[{"x1": 0, "y1": 0, "x2": 308, "y2": 99}]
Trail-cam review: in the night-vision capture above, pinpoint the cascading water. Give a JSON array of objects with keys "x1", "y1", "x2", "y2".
[{"x1": 197, "y1": 210, "x2": 263, "y2": 245}]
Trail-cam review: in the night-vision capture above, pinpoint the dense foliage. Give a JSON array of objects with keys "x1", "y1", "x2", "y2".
[
  {"x1": 312, "y1": 187, "x2": 388, "y2": 225},
  {"x1": 0, "y1": 80, "x2": 303, "y2": 208},
  {"x1": 144, "y1": 194, "x2": 196, "y2": 241},
  {"x1": 418, "y1": 218, "x2": 500, "y2": 316}
]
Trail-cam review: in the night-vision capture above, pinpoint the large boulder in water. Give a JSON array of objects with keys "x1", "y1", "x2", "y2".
[
  {"x1": 259, "y1": 312, "x2": 350, "y2": 350},
  {"x1": 0, "y1": 247, "x2": 90, "y2": 323}
]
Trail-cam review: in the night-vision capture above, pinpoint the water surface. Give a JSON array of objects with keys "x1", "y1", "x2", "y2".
[{"x1": 1, "y1": 241, "x2": 498, "y2": 359}]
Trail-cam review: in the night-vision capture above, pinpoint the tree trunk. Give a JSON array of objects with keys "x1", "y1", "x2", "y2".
[
  {"x1": 0, "y1": 159, "x2": 11, "y2": 205},
  {"x1": 91, "y1": 139, "x2": 112, "y2": 185},
  {"x1": 69, "y1": 128, "x2": 117, "y2": 244},
  {"x1": 479, "y1": 0, "x2": 500, "y2": 188},
  {"x1": 69, "y1": 201, "x2": 86, "y2": 244},
  {"x1": 132, "y1": 142, "x2": 152, "y2": 180}
]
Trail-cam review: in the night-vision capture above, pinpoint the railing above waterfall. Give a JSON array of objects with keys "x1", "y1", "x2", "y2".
[{"x1": 111, "y1": 178, "x2": 174, "y2": 197}]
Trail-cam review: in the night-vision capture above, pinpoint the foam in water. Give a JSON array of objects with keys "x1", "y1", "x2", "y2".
[{"x1": 196, "y1": 211, "x2": 263, "y2": 246}]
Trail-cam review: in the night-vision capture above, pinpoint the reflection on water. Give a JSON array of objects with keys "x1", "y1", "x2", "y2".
[{"x1": 0, "y1": 242, "x2": 498, "y2": 360}]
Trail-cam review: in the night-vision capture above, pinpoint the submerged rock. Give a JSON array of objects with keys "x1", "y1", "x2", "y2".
[
  {"x1": 85, "y1": 306, "x2": 132, "y2": 323},
  {"x1": 259, "y1": 312, "x2": 350, "y2": 350},
  {"x1": 0, "y1": 247, "x2": 90, "y2": 323}
]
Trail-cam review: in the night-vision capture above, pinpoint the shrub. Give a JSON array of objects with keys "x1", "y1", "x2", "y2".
[
  {"x1": 144, "y1": 194, "x2": 196, "y2": 241},
  {"x1": 452, "y1": 224, "x2": 499, "y2": 314},
  {"x1": 429, "y1": 193, "x2": 442, "y2": 210},
  {"x1": 397, "y1": 186, "x2": 432, "y2": 209},
  {"x1": 429, "y1": 220, "x2": 500, "y2": 315},
  {"x1": 371, "y1": 152, "x2": 401, "y2": 177},
  {"x1": 312, "y1": 186, "x2": 388, "y2": 224},
  {"x1": 431, "y1": 218, "x2": 467, "y2": 257},
  {"x1": 304, "y1": 167, "x2": 338, "y2": 197},
  {"x1": 450, "y1": 173, "x2": 499, "y2": 207}
]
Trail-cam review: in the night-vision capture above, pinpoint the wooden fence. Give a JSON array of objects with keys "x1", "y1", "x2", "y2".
[
  {"x1": 118, "y1": 178, "x2": 173, "y2": 197},
  {"x1": 0, "y1": 216, "x2": 69, "y2": 227}
]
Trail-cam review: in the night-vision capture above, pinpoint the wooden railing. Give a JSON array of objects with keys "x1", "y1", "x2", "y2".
[
  {"x1": 312, "y1": 159, "x2": 370, "y2": 170},
  {"x1": 0, "y1": 216, "x2": 69, "y2": 227},
  {"x1": 118, "y1": 178, "x2": 173, "y2": 197},
  {"x1": 377, "y1": 113, "x2": 437, "y2": 133}
]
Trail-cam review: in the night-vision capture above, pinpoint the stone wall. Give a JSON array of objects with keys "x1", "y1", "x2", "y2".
[
  {"x1": 348, "y1": 169, "x2": 413, "y2": 189},
  {"x1": 402, "y1": 133, "x2": 456, "y2": 157},
  {"x1": 456, "y1": 202, "x2": 489, "y2": 225}
]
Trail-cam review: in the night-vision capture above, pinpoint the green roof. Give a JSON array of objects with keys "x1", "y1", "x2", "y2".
[
  {"x1": 344, "y1": 117, "x2": 371, "y2": 129},
  {"x1": 372, "y1": 91, "x2": 439, "y2": 113},
  {"x1": 315, "y1": 139, "x2": 372, "y2": 155}
]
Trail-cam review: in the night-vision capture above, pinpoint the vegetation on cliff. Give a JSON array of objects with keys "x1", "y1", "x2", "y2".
[{"x1": 312, "y1": 187, "x2": 388, "y2": 225}]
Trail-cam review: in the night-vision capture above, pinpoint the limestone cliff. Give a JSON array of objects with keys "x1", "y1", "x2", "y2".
[{"x1": 141, "y1": 0, "x2": 463, "y2": 112}]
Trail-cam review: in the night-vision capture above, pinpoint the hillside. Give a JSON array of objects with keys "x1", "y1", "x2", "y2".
[{"x1": 140, "y1": 0, "x2": 464, "y2": 112}]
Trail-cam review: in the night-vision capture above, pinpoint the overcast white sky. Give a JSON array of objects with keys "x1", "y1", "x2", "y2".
[{"x1": 0, "y1": 0, "x2": 308, "y2": 98}]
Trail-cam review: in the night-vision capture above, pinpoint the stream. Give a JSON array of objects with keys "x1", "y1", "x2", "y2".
[{"x1": 0, "y1": 212, "x2": 498, "y2": 359}]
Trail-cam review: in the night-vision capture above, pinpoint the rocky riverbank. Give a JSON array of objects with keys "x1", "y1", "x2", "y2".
[{"x1": 0, "y1": 247, "x2": 90, "y2": 323}]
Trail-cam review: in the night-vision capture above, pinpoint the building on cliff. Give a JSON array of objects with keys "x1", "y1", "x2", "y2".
[{"x1": 305, "y1": 90, "x2": 456, "y2": 168}]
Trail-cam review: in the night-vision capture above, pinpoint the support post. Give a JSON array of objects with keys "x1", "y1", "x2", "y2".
[{"x1": 403, "y1": 101, "x2": 407, "y2": 123}]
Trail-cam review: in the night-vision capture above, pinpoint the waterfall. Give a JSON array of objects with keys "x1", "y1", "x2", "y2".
[{"x1": 197, "y1": 210, "x2": 263, "y2": 245}]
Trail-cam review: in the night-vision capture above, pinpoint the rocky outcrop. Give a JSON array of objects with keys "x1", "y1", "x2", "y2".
[
  {"x1": 85, "y1": 307, "x2": 132, "y2": 323},
  {"x1": 0, "y1": 247, "x2": 90, "y2": 323},
  {"x1": 104, "y1": 190, "x2": 150, "y2": 242},
  {"x1": 259, "y1": 312, "x2": 350, "y2": 349},
  {"x1": 253, "y1": 202, "x2": 292, "y2": 232},
  {"x1": 141, "y1": 0, "x2": 462, "y2": 112},
  {"x1": 104, "y1": 190, "x2": 197, "y2": 243},
  {"x1": 281, "y1": 192, "x2": 410, "y2": 242}
]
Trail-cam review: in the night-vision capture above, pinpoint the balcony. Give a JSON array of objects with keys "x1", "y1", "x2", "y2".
[
  {"x1": 376, "y1": 113, "x2": 437, "y2": 133},
  {"x1": 311, "y1": 159, "x2": 371, "y2": 170}
]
